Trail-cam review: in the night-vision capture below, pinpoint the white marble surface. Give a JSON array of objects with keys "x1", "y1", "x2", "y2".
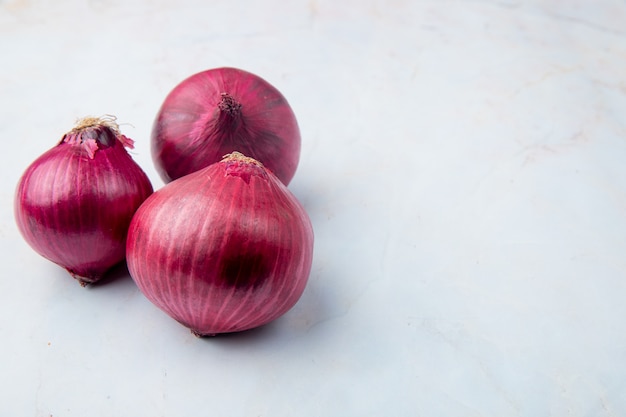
[{"x1": 2, "y1": 0, "x2": 626, "y2": 415}]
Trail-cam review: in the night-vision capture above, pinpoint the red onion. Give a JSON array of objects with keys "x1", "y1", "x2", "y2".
[
  {"x1": 126, "y1": 152, "x2": 313, "y2": 336},
  {"x1": 151, "y1": 67, "x2": 301, "y2": 185},
  {"x1": 15, "y1": 116, "x2": 153, "y2": 286}
]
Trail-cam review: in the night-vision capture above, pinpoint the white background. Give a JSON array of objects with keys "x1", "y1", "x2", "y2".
[{"x1": 2, "y1": 0, "x2": 626, "y2": 415}]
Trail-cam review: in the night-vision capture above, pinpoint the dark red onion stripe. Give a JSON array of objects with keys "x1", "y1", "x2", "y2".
[
  {"x1": 226, "y1": 175, "x2": 282, "y2": 332},
  {"x1": 219, "y1": 176, "x2": 274, "y2": 333},
  {"x1": 225, "y1": 180, "x2": 298, "y2": 331},
  {"x1": 223, "y1": 190, "x2": 278, "y2": 330},
  {"x1": 216, "y1": 176, "x2": 264, "y2": 332},
  {"x1": 209, "y1": 175, "x2": 246, "y2": 332}
]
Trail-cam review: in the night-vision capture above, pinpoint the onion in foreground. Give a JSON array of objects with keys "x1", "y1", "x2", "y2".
[{"x1": 126, "y1": 152, "x2": 314, "y2": 336}]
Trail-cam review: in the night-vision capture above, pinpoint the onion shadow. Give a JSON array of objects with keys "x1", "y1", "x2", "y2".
[
  {"x1": 86, "y1": 261, "x2": 134, "y2": 289},
  {"x1": 195, "y1": 320, "x2": 282, "y2": 344}
]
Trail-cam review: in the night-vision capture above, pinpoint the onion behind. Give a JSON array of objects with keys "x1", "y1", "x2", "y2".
[{"x1": 151, "y1": 67, "x2": 301, "y2": 185}]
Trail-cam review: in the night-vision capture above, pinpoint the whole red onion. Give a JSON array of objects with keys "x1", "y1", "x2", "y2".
[
  {"x1": 151, "y1": 67, "x2": 301, "y2": 185},
  {"x1": 126, "y1": 152, "x2": 313, "y2": 336},
  {"x1": 15, "y1": 116, "x2": 153, "y2": 286}
]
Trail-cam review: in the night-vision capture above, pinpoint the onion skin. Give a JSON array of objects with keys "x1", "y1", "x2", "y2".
[
  {"x1": 14, "y1": 117, "x2": 153, "y2": 285},
  {"x1": 151, "y1": 67, "x2": 301, "y2": 185},
  {"x1": 126, "y1": 152, "x2": 313, "y2": 336}
]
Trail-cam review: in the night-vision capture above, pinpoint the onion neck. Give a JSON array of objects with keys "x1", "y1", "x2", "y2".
[
  {"x1": 216, "y1": 93, "x2": 242, "y2": 130},
  {"x1": 221, "y1": 152, "x2": 267, "y2": 183},
  {"x1": 61, "y1": 115, "x2": 134, "y2": 159}
]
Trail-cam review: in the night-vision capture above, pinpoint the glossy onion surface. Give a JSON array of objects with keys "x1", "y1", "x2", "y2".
[
  {"x1": 126, "y1": 152, "x2": 313, "y2": 336},
  {"x1": 15, "y1": 117, "x2": 153, "y2": 285},
  {"x1": 151, "y1": 67, "x2": 301, "y2": 185}
]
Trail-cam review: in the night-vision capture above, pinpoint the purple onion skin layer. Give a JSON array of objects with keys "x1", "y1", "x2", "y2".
[
  {"x1": 15, "y1": 118, "x2": 153, "y2": 286},
  {"x1": 126, "y1": 152, "x2": 314, "y2": 336},
  {"x1": 151, "y1": 67, "x2": 301, "y2": 185}
]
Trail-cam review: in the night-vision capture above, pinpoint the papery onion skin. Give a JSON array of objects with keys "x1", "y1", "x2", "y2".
[
  {"x1": 151, "y1": 67, "x2": 301, "y2": 185},
  {"x1": 126, "y1": 152, "x2": 313, "y2": 336},
  {"x1": 14, "y1": 117, "x2": 153, "y2": 286}
]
